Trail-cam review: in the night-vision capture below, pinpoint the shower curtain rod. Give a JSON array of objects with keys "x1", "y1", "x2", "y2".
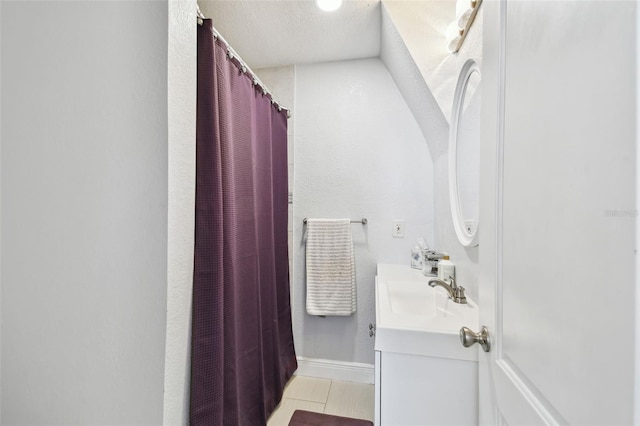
[{"x1": 196, "y1": 4, "x2": 291, "y2": 119}]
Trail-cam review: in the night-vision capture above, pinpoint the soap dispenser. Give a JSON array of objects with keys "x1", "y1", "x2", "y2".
[{"x1": 437, "y1": 255, "x2": 455, "y2": 282}]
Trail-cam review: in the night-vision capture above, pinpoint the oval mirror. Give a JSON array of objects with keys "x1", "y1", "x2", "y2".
[{"x1": 449, "y1": 59, "x2": 480, "y2": 247}]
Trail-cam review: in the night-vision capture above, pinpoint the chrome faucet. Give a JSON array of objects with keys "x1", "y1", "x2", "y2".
[
  {"x1": 428, "y1": 277, "x2": 467, "y2": 304},
  {"x1": 422, "y1": 250, "x2": 447, "y2": 276}
]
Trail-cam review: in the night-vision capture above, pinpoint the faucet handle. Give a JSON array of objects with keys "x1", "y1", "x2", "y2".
[
  {"x1": 448, "y1": 276, "x2": 457, "y2": 288},
  {"x1": 453, "y1": 285, "x2": 467, "y2": 304},
  {"x1": 425, "y1": 250, "x2": 446, "y2": 261}
]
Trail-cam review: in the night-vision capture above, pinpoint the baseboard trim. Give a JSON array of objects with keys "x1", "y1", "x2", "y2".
[{"x1": 295, "y1": 356, "x2": 374, "y2": 384}]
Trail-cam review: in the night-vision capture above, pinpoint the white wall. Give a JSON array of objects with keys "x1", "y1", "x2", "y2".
[
  {"x1": 293, "y1": 58, "x2": 434, "y2": 364},
  {"x1": 381, "y1": 1, "x2": 483, "y2": 299},
  {"x1": 1, "y1": 2, "x2": 168, "y2": 424},
  {"x1": 0, "y1": 2, "x2": 3, "y2": 419},
  {"x1": 636, "y1": 3, "x2": 640, "y2": 422},
  {"x1": 163, "y1": 0, "x2": 196, "y2": 425}
]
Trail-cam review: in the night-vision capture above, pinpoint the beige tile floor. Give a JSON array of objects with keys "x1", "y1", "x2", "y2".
[{"x1": 267, "y1": 375, "x2": 375, "y2": 426}]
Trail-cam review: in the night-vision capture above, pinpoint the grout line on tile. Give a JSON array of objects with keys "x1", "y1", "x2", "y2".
[
  {"x1": 287, "y1": 396, "x2": 324, "y2": 403},
  {"x1": 323, "y1": 380, "x2": 335, "y2": 413}
]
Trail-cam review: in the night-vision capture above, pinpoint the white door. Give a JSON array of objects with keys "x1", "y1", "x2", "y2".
[{"x1": 477, "y1": 1, "x2": 637, "y2": 424}]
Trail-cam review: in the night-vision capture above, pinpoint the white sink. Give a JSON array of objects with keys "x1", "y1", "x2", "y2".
[{"x1": 374, "y1": 264, "x2": 479, "y2": 361}]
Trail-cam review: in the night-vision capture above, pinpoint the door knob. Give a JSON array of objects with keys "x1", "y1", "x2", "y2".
[{"x1": 459, "y1": 326, "x2": 490, "y2": 352}]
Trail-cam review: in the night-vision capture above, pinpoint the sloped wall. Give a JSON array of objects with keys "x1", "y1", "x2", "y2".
[{"x1": 381, "y1": 0, "x2": 482, "y2": 299}]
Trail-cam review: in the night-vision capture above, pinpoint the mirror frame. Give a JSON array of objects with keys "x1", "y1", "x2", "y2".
[{"x1": 449, "y1": 59, "x2": 480, "y2": 247}]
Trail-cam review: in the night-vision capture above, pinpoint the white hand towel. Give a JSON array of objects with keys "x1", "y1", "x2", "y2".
[{"x1": 305, "y1": 218, "x2": 356, "y2": 316}]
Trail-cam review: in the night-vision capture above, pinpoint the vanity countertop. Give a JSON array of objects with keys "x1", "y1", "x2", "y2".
[{"x1": 375, "y1": 264, "x2": 479, "y2": 361}]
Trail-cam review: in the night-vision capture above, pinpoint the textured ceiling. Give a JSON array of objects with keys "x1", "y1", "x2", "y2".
[{"x1": 199, "y1": 0, "x2": 382, "y2": 69}]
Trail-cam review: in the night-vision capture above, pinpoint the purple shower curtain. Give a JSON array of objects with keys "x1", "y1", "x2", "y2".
[{"x1": 190, "y1": 20, "x2": 297, "y2": 425}]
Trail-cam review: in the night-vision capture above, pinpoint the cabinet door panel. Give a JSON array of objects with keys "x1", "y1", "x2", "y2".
[{"x1": 379, "y1": 352, "x2": 477, "y2": 425}]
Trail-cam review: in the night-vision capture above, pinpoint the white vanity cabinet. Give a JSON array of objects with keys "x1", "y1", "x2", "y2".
[
  {"x1": 374, "y1": 349, "x2": 478, "y2": 425},
  {"x1": 374, "y1": 265, "x2": 479, "y2": 426}
]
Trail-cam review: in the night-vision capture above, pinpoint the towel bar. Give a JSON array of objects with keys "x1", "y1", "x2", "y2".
[{"x1": 303, "y1": 218, "x2": 367, "y2": 225}]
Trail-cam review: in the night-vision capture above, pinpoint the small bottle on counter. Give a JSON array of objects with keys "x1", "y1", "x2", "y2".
[
  {"x1": 411, "y1": 245, "x2": 423, "y2": 270},
  {"x1": 437, "y1": 255, "x2": 455, "y2": 282}
]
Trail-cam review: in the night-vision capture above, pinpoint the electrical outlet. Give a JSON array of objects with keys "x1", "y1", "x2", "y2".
[{"x1": 392, "y1": 220, "x2": 405, "y2": 238}]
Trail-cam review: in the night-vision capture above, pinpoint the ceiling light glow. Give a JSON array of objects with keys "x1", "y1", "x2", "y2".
[{"x1": 316, "y1": 0, "x2": 343, "y2": 12}]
